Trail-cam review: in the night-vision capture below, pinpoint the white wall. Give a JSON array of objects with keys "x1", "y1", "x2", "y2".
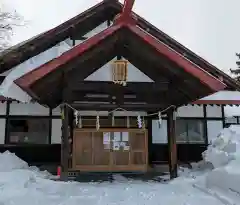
[
  {"x1": 52, "y1": 105, "x2": 61, "y2": 116},
  {"x1": 0, "y1": 103, "x2": 6, "y2": 144},
  {"x1": 206, "y1": 105, "x2": 222, "y2": 118},
  {"x1": 177, "y1": 105, "x2": 204, "y2": 117},
  {"x1": 0, "y1": 102, "x2": 6, "y2": 115},
  {"x1": 85, "y1": 57, "x2": 154, "y2": 82},
  {"x1": 51, "y1": 119, "x2": 62, "y2": 144},
  {"x1": 9, "y1": 102, "x2": 49, "y2": 116},
  {"x1": 0, "y1": 119, "x2": 6, "y2": 144},
  {"x1": 152, "y1": 120, "x2": 168, "y2": 143}
]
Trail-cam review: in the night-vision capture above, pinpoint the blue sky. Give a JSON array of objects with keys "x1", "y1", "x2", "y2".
[{"x1": 2, "y1": 0, "x2": 240, "y2": 75}]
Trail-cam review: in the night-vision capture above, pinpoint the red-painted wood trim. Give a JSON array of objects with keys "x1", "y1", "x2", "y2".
[
  {"x1": 15, "y1": 23, "x2": 123, "y2": 89},
  {"x1": 127, "y1": 25, "x2": 226, "y2": 92},
  {"x1": 113, "y1": 0, "x2": 136, "y2": 25},
  {"x1": 193, "y1": 100, "x2": 240, "y2": 105},
  {"x1": 122, "y1": 0, "x2": 135, "y2": 16}
]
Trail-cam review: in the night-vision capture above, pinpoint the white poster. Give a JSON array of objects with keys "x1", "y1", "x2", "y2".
[
  {"x1": 122, "y1": 132, "x2": 129, "y2": 141},
  {"x1": 113, "y1": 132, "x2": 121, "y2": 141},
  {"x1": 103, "y1": 132, "x2": 110, "y2": 144},
  {"x1": 113, "y1": 142, "x2": 120, "y2": 150}
]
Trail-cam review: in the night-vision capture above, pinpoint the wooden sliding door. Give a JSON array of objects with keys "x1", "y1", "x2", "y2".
[{"x1": 72, "y1": 128, "x2": 148, "y2": 172}]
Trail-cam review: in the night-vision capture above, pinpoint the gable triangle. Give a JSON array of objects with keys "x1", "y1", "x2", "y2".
[{"x1": 84, "y1": 57, "x2": 154, "y2": 82}]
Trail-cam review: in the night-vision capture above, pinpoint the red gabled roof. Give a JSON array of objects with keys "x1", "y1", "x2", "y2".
[
  {"x1": 15, "y1": 0, "x2": 226, "y2": 99},
  {"x1": 0, "y1": 0, "x2": 239, "y2": 91}
]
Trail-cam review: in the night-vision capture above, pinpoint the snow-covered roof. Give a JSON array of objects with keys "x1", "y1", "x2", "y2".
[{"x1": 194, "y1": 91, "x2": 240, "y2": 105}]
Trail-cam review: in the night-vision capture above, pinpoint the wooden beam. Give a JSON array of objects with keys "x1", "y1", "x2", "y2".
[
  {"x1": 68, "y1": 81, "x2": 169, "y2": 92},
  {"x1": 167, "y1": 108, "x2": 178, "y2": 179},
  {"x1": 69, "y1": 90, "x2": 174, "y2": 105},
  {"x1": 60, "y1": 104, "x2": 69, "y2": 181},
  {"x1": 60, "y1": 75, "x2": 70, "y2": 181},
  {"x1": 71, "y1": 103, "x2": 167, "y2": 112},
  {"x1": 122, "y1": 0, "x2": 135, "y2": 16}
]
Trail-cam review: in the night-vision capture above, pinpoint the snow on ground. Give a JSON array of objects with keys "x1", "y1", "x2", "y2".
[
  {"x1": 1, "y1": 125, "x2": 240, "y2": 205},
  {"x1": 0, "y1": 152, "x2": 223, "y2": 205}
]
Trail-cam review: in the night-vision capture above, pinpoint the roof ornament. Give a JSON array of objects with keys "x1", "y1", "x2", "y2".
[{"x1": 113, "y1": 0, "x2": 136, "y2": 25}]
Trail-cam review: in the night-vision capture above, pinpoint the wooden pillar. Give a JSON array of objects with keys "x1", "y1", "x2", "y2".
[
  {"x1": 221, "y1": 105, "x2": 225, "y2": 128},
  {"x1": 60, "y1": 104, "x2": 69, "y2": 181},
  {"x1": 147, "y1": 117, "x2": 153, "y2": 167},
  {"x1": 167, "y1": 108, "x2": 178, "y2": 179}
]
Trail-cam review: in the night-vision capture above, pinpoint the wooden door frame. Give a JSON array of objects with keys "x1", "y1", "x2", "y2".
[{"x1": 72, "y1": 128, "x2": 148, "y2": 172}]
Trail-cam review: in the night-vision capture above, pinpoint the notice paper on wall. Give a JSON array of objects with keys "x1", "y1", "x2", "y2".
[
  {"x1": 113, "y1": 132, "x2": 121, "y2": 142},
  {"x1": 113, "y1": 142, "x2": 120, "y2": 150},
  {"x1": 103, "y1": 132, "x2": 110, "y2": 144},
  {"x1": 122, "y1": 132, "x2": 129, "y2": 141}
]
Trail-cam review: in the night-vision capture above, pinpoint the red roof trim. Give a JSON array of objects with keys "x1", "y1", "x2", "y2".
[
  {"x1": 127, "y1": 25, "x2": 226, "y2": 92},
  {"x1": 193, "y1": 100, "x2": 240, "y2": 105},
  {"x1": 15, "y1": 23, "x2": 123, "y2": 89}
]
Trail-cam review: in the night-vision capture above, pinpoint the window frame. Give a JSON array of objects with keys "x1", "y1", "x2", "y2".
[
  {"x1": 176, "y1": 118, "x2": 205, "y2": 144},
  {"x1": 5, "y1": 116, "x2": 53, "y2": 145}
]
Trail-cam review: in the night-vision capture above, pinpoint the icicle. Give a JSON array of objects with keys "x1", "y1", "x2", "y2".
[
  {"x1": 78, "y1": 115, "x2": 82, "y2": 128},
  {"x1": 127, "y1": 116, "x2": 130, "y2": 128},
  {"x1": 96, "y1": 115, "x2": 100, "y2": 131},
  {"x1": 74, "y1": 110, "x2": 78, "y2": 126},
  {"x1": 158, "y1": 111, "x2": 162, "y2": 128},
  {"x1": 137, "y1": 115, "x2": 142, "y2": 128}
]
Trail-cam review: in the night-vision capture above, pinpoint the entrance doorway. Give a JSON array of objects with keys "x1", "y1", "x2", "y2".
[{"x1": 72, "y1": 128, "x2": 148, "y2": 172}]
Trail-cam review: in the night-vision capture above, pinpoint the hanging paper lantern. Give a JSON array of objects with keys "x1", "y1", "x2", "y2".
[{"x1": 112, "y1": 60, "x2": 128, "y2": 86}]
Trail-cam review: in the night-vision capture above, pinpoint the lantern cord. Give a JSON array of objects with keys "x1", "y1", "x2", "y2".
[{"x1": 61, "y1": 103, "x2": 176, "y2": 117}]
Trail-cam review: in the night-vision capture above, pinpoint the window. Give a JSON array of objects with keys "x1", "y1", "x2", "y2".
[
  {"x1": 207, "y1": 121, "x2": 223, "y2": 143},
  {"x1": 225, "y1": 117, "x2": 238, "y2": 128},
  {"x1": 176, "y1": 119, "x2": 205, "y2": 143},
  {"x1": 8, "y1": 119, "x2": 50, "y2": 144}
]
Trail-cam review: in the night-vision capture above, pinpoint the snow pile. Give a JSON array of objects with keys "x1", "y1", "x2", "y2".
[
  {"x1": 0, "y1": 150, "x2": 51, "y2": 178},
  {"x1": 0, "y1": 151, "x2": 224, "y2": 205},
  {"x1": 202, "y1": 125, "x2": 240, "y2": 168},
  {"x1": 195, "y1": 125, "x2": 240, "y2": 204},
  {"x1": 0, "y1": 150, "x2": 28, "y2": 171}
]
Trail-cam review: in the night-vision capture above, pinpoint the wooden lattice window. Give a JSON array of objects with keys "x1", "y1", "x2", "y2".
[{"x1": 112, "y1": 60, "x2": 128, "y2": 86}]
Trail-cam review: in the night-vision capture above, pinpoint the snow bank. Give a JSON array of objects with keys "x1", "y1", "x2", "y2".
[
  {"x1": 196, "y1": 125, "x2": 240, "y2": 204},
  {"x1": 0, "y1": 151, "x2": 28, "y2": 171},
  {"x1": 202, "y1": 125, "x2": 240, "y2": 168}
]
